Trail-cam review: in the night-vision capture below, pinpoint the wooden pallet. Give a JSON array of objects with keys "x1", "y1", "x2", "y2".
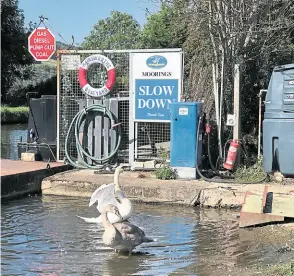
[
  {"x1": 239, "y1": 185, "x2": 294, "y2": 228},
  {"x1": 78, "y1": 98, "x2": 119, "y2": 165}
]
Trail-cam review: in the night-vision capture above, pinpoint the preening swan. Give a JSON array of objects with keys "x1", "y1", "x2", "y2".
[
  {"x1": 101, "y1": 204, "x2": 154, "y2": 254},
  {"x1": 77, "y1": 167, "x2": 133, "y2": 224}
]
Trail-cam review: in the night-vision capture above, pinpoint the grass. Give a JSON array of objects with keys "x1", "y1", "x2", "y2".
[
  {"x1": 40, "y1": 59, "x2": 57, "y2": 67},
  {"x1": 265, "y1": 261, "x2": 294, "y2": 276},
  {"x1": 1, "y1": 106, "x2": 29, "y2": 124}
]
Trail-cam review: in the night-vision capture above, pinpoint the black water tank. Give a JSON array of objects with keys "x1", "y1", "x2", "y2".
[{"x1": 28, "y1": 95, "x2": 57, "y2": 143}]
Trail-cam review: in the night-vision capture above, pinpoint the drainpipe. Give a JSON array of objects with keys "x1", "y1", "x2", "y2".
[{"x1": 258, "y1": 89, "x2": 268, "y2": 158}]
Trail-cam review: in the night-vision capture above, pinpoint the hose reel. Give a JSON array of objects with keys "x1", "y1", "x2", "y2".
[
  {"x1": 65, "y1": 54, "x2": 121, "y2": 169},
  {"x1": 65, "y1": 104, "x2": 122, "y2": 169}
]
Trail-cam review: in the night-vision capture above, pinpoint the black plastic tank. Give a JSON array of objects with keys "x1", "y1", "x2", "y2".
[
  {"x1": 263, "y1": 64, "x2": 294, "y2": 175},
  {"x1": 18, "y1": 95, "x2": 57, "y2": 161}
]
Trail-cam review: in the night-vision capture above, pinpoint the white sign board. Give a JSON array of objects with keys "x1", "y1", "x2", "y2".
[
  {"x1": 131, "y1": 52, "x2": 183, "y2": 122},
  {"x1": 61, "y1": 55, "x2": 81, "y2": 70}
]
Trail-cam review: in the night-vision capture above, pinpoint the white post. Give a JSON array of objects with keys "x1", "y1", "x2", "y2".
[
  {"x1": 56, "y1": 52, "x2": 60, "y2": 162},
  {"x1": 233, "y1": 64, "x2": 241, "y2": 166},
  {"x1": 128, "y1": 52, "x2": 135, "y2": 169},
  {"x1": 233, "y1": 64, "x2": 241, "y2": 142}
]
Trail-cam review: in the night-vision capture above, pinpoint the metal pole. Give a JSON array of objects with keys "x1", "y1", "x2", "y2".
[
  {"x1": 257, "y1": 89, "x2": 268, "y2": 158},
  {"x1": 56, "y1": 52, "x2": 60, "y2": 161},
  {"x1": 233, "y1": 64, "x2": 241, "y2": 141},
  {"x1": 233, "y1": 64, "x2": 241, "y2": 166}
]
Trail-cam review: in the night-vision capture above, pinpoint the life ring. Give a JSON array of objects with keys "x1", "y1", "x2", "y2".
[{"x1": 78, "y1": 54, "x2": 116, "y2": 98}]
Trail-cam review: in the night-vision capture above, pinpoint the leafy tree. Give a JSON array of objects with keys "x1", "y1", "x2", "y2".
[
  {"x1": 140, "y1": 0, "x2": 188, "y2": 48},
  {"x1": 1, "y1": 0, "x2": 34, "y2": 103},
  {"x1": 82, "y1": 11, "x2": 141, "y2": 50},
  {"x1": 6, "y1": 64, "x2": 57, "y2": 105}
]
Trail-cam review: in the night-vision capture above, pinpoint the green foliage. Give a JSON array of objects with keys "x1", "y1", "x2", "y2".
[
  {"x1": 1, "y1": 0, "x2": 34, "y2": 103},
  {"x1": 139, "y1": 0, "x2": 188, "y2": 48},
  {"x1": 82, "y1": 11, "x2": 141, "y2": 50},
  {"x1": 6, "y1": 64, "x2": 57, "y2": 105},
  {"x1": 1, "y1": 106, "x2": 29, "y2": 124},
  {"x1": 235, "y1": 157, "x2": 267, "y2": 183},
  {"x1": 140, "y1": 4, "x2": 174, "y2": 48},
  {"x1": 155, "y1": 166, "x2": 178, "y2": 180},
  {"x1": 265, "y1": 261, "x2": 294, "y2": 276},
  {"x1": 154, "y1": 147, "x2": 177, "y2": 180}
]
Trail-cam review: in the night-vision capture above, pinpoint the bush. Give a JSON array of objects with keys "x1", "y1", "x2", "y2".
[
  {"x1": 1, "y1": 106, "x2": 29, "y2": 124},
  {"x1": 154, "y1": 147, "x2": 178, "y2": 180},
  {"x1": 235, "y1": 157, "x2": 267, "y2": 182}
]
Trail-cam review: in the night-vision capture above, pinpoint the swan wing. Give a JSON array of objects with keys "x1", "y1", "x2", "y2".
[
  {"x1": 89, "y1": 183, "x2": 118, "y2": 212},
  {"x1": 76, "y1": 215, "x2": 103, "y2": 224},
  {"x1": 89, "y1": 183, "x2": 114, "y2": 206}
]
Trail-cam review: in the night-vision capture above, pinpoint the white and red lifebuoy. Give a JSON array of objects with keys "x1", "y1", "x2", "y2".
[{"x1": 78, "y1": 54, "x2": 116, "y2": 98}]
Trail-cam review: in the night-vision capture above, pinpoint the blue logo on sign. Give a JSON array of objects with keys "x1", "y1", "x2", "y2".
[{"x1": 146, "y1": 55, "x2": 167, "y2": 69}]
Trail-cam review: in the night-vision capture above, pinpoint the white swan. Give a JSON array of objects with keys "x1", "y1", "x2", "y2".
[
  {"x1": 101, "y1": 204, "x2": 154, "y2": 255},
  {"x1": 77, "y1": 167, "x2": 133, "y2": 224}
]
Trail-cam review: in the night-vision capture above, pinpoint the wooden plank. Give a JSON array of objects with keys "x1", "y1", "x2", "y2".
[
  {"x1": 241, "y1": 192, "x2": 263, "y2": 213},
  {"x1": 262, "y1": 185, "x2": 269, "y2": 209},
  {"x1": 103, "y1": 99, "x2": 109, "y2": 158},
  {"x1": 239, "y1": 211, "x2": 284, "y2": 228},
  {"x1": 271, "y1": 194, "x2": 294, "y2": 218},
  {"x1": 239, "y1": 190, "x2": 284, "y2": 228},
  {"x1": 78, "y1": 99, "x2": 86, "y2": 165},
  {"x1": 109, "y1": 99, "x2": 118, "y2": 153},
  {"x1": 21, "y1": 152, "x2": 36, "y2": 162},
  {"x1": 78, "y1": 132, "x2": 84, "y2": 165},
  {"x1": 94, "y1": 99, "x2": 102, "y2": 160},
  {"x1": 87, "y1": 112, "x2": 94, "y2": 165}
]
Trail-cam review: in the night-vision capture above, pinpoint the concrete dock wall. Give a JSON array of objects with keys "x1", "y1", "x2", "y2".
[
  {"x1": 1, "y1": 165, "x2": 69, "y2": 200},
  {"x1": 41, "y1": 169, "x2": 294, "y2": 208}
]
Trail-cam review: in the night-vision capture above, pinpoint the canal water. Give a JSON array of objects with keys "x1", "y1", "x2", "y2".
[
  {"x1": 1, "y1": 124, "x2": 27, "y2": 160},
  {"x1": 2, "y1": 195, "x2": 294, "y2": 276}
]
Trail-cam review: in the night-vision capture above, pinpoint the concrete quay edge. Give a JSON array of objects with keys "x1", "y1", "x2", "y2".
[{"x1": 41, "y1": 169, "x2": 294, "y2": 208}]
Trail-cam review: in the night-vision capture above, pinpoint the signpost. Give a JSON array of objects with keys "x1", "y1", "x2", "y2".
[
  {"x1": 28, "y1": 27, "x2": 56, "y2": 61},
  {"x1": 131, "y1": 52, "x2": 183, "y2": 122}
]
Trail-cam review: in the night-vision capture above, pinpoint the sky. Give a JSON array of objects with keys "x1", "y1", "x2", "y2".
[{"x1": 19, "y1": 0, "x2": 160, "y2": 45}]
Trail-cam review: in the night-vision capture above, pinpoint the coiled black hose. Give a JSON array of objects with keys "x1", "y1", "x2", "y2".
[{"x1": 196, "y1": 116, "x2": 268, "y2": 184}]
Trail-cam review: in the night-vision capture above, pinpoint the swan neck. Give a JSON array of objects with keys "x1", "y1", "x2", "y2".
[
  {"x1": 114, "y1": 171, "x2": 121, "y2": 192},
  {"x1": 101, "y1": 212, "x2": 115, "y2": 229}
]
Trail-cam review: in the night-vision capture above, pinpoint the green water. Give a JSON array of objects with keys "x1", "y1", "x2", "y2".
[
  {"x1": 1, "y1": 124, "x2": 27, "y2": 159},
  {"x1": 2, "y1": 195, "x2": 293, "y2": 275}
]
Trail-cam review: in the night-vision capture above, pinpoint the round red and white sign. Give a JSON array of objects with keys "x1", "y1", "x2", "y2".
[{"x1": 78, "y1": 54, "x2": 116, "y2": 98}]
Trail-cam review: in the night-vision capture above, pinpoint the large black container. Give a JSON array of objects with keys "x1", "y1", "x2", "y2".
[
  {"x1": 28, "y1": 95, "x2": 57, "y2": 143},
  {"x1": 18, "y1": 95, "x2": 57, "y2": 162}
]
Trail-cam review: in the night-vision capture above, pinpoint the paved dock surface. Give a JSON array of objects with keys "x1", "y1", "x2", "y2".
[
  {"x1": 1, "y1": 159, "x2": 65, "y2": 176},
  {"x1": 42, "y1": 169, "x2": 294, "y2": 207},
  {"x1": 1, "y1": 159, "x2": 70, "y2": 200}
]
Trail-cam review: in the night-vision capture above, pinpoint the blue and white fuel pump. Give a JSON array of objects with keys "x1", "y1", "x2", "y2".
[{"x1": 170, "y1": 102, "x2": 203, "y2": 179}]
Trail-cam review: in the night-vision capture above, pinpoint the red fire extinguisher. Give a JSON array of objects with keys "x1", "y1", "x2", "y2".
[{"x1": 223, "y1": 140, "x2": 240, "y2": 170}]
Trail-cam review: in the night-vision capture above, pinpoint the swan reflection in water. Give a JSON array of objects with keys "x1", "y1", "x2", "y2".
[{"x1": 100, "y1": 204, "x2": 154, "y2": 255}]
